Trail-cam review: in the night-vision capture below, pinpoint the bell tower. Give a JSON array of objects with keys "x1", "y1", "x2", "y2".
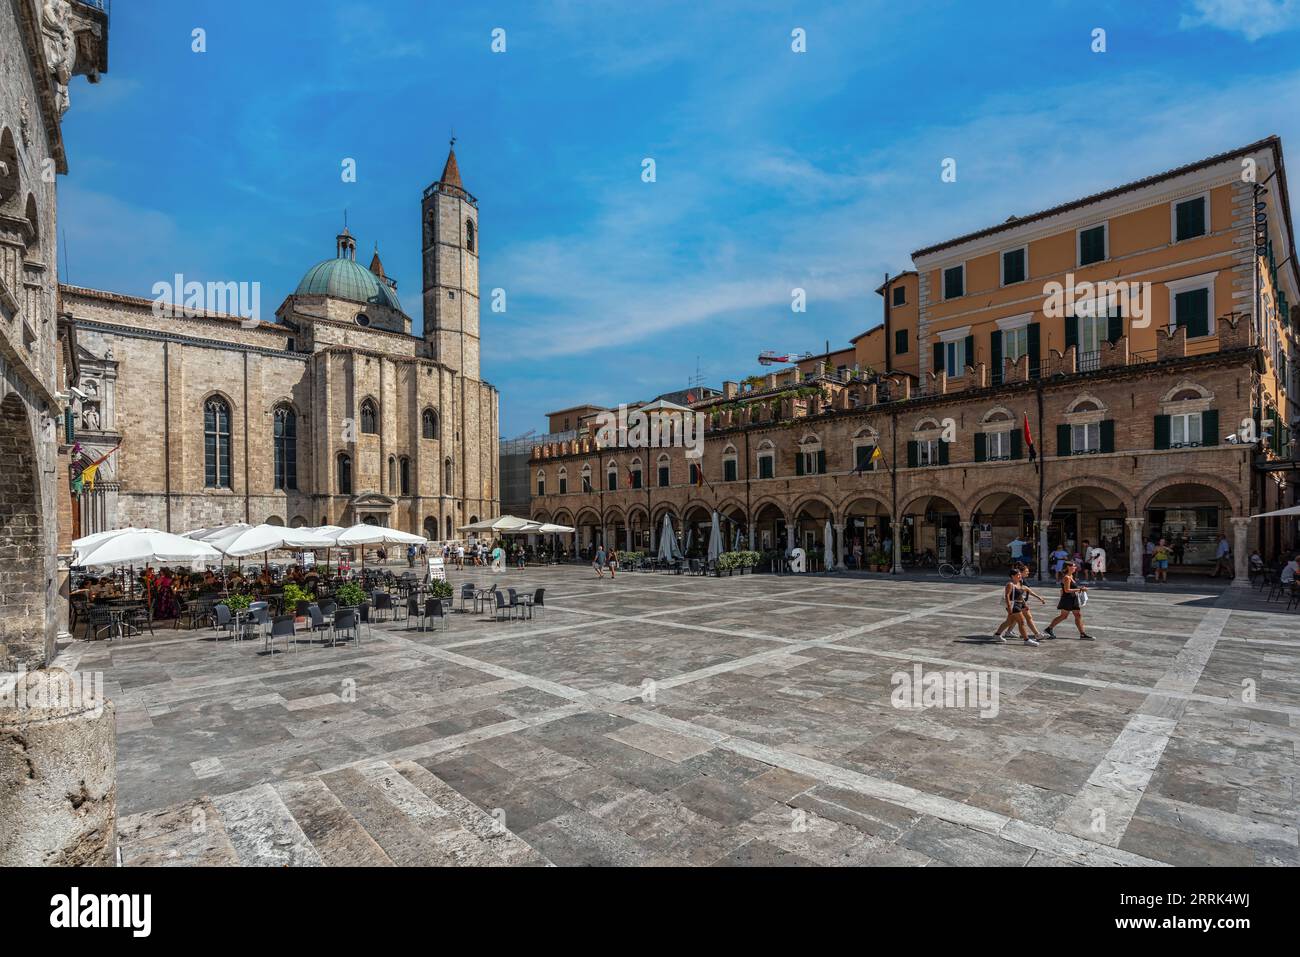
[{"x1": 422, "y1": 140, "x2": 480, "y2": 380}]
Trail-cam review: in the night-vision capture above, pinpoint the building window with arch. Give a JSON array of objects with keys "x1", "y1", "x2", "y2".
[
  {"x1": 606, "y1": 460, "x2": 618, "y2": 492},
  {"x1": 852, "y1": 429, "x2": 879, "y2": 472},
  {"x1": 388, "y1": 456, "x2": 397, "y2": 493},
  {"x1": 444, "y1": 457, "x2": 453, "y2": 493},
  {"x1": 204, "y1": 397, "x2": 232, "y2": 488},
  {"x1": 1059, "y1": 396, "x2": 1114, "y2": 456},
  {"x1": 537, "y1": 469, "x2": 546, "y2": 496},
  {"x1": 337, "y1": 453, "x2": 353, "y2": 495},
  {"x1": 795, "y1": 434, "x2": 825, "y2": 475},
  {"x1": 908, "y1": 419, "x2": 946, "y2": 467},
  {"x1": 722, "y1": 445, "x2": 738, "y2": 482},
  {"x1": 756, "y1": 440, "x2": 775, "y2": 479},
  {"x1": 466, "y1": 218, "x2": 476, "y2": 253},
  {"x1": 273, "y1": 404, "x2": 297, "y2": 490},
  {"x1": 581, "y1": 464, "x2": 592, "y2": 493},
  {"x1": 422, "y1": 407, "x2": 439, "y2": 439},
  {"x1": 975, "y1": 409, "x2": 1018, "y2": 462},
  {"x1": 360, "y1": 398, "x2": 378, "y2": 435},
  {"x1": 629, "y1": 457, "x2": 642, "y2": 489},
  {"x1": 1155, "y1": 383, "x2": 1218, "y2": 450},
  {"x1": 400, "y1": 456, "x2": 411, "y2": 496},
  {"x1": 657, "y1": 453, "x2": 671, "y2": 488},
  {"x1": 558, "y1": 467, "x2": 568, "y2": 495}
]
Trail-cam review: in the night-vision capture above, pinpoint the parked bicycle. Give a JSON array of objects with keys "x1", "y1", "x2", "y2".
[{"x1": 938, "y1": 559, "x2": 981, "y2": 579}]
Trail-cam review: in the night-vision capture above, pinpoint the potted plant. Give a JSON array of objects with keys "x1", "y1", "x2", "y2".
[
  {"x1": 428, "y1": 579, "x2": 453, "y2": 601},
  {"x1": 282, "y1": 582, "x2": 312, "y2": 621},
  {"x1": 335, "y1": 581, "x2": 367, "y2": 608},
  {"x1": 224, "y1": 592, "x2": 252, "y2": 614}
]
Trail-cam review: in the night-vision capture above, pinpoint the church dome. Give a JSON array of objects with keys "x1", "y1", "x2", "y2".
[{"x1": 294, "y1": 255, "x2": 403, "y2": 312}]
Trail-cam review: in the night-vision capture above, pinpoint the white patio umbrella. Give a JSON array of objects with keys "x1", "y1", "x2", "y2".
[
  {"x1": 205, "y1": 523, "x2": 332, "y2": 558},
  {"x1": 1249, "y1": 505, "x2": 1300, "y2": 519},
  {"x1": 71, "y1": 527, "x2": 161, "y2": 553},
  {"x1": 457, "y1": 515, "x2": 535, "y2": 533},
  {"x1": 335, "y1": 524, "x2": 426, "y2": 547},
  {"x1": 707, "y1": 511, "x2": 723, "y2": 565},
  {"x1": 824, "y1": 519, "x2": 835, "y2": 572},
  {"x1": 532, "y1": 523, "x2": 575, "y2": 534},
  {"x1": 75, "y1": 529, "x2": 222, "y2": 568}
]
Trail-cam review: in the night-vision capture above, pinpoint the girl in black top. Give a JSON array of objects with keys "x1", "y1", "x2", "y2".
[
  {"x1": 993, "y1": 567, "x2": 1047, "y2": 645},
  {"x1": 1045, "y1": 560, "x2": 1094, "y2": 640}
]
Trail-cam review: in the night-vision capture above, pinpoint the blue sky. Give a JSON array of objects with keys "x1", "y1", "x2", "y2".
[{"x1": 59, "y1": 0, "x2": 1300, "y2": 437}]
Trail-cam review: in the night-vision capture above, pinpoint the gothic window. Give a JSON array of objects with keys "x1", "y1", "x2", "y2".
[
  {"x1": 273, "y1": 405, "x2": 297, "y2": 490},
  {"x1": 388, "y1": 456, "x2": 397, "y2": 494},
  {"x1": 466, "y1": 218, "x2": 476, "y2": 253},
  {"x1": 337, "y1": 453, "x2": 353, "y2": 495},
  {"x1": 444, "y1": 457, "x2": 453, "y2": 493},
  {"x1": 422, "y1": 408, "x2": 439, "y2": 439},
  {"x1": 204, "y1": 397, "x2": 232, "y2": 489},
  {"x1": 558, "y1": 467, "x2": 568, "y2": 495},
  {"x1": 360, "y1": 399, "x2": 378, "y2": 434},
  {"x1": 537, "y1": 470, "x2": 546, "y2": 496},
  {"x1": 400, "y1": 457, "x2": 411, "y2": 496},
  {"x1": 581, "y1": 464, "x2": 592, "y2": 493}
]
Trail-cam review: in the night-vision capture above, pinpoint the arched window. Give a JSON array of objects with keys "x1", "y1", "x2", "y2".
[
  {"x1": 466, "y1": 218, "x2": 476, "y2": 253},
  {"x1": 629, "y1": 457, "x2": 643, "y2": 489},
  {"x1": 852, "y1": 429, "x2": 879, "y2": 472},
  {"x1": 400, "y1": 457, "x2": 411, "y2": 496},
  {"x1": 606, "y1": 460, "x2": 618, "y2": 492},
  {"x1": 424, "y1": 517, "x2": 437, "y2": 539},
  {"x1": 337, "y1": 453, "x2": 353, "y2": 495},
  {"x1": 445, "y1": 516, "x2": 452, "y2": 539},
  {"x1": 756, "y1": 440, "x2": 776, "y2": 480},
  {"x1": 388, "y1": 456, "x2": 397, "y2": 494},
  {"x1": 537, "y1": 469, "x2": 546, "y2": 496},
  {"x1": 422, "y1": 407, "x2": 439, "y2": 439},
  {"x1": 581, "y1": 464, "x2": 593, "y2": 493},
  {"x1": 557, "y1": 466, "x2": 568, "y2": 495},
  {"x1": 722, "y1": 444, "x2": 739, "y2": 482},
  {"x1": 273, "y1": 404, "x2": 297, "y2": 490},
  {"x1": 360, "y1": 398, "x2": 378, "y2": 434},
  {"x1": 444, "y1": 457, "x2": 453, "y2": 493},
  {"x1": 204, "y1": 397, "x2": 232, "y2": 488}
]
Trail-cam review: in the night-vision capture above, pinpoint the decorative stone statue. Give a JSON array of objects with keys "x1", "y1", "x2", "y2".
[
  {"x1": 41, "y1": 0, "x2": 76, "y2": 116},
  {"x1": 81, "y1": 403, "x2": 99, "y2": 431}
]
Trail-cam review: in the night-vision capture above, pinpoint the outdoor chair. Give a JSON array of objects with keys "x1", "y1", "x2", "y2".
[
  {"x1": 457, "y1": 583, "x2": 476, "y2": 612},
  {"x1": 531, "y1": 588, "x2": 545, "y2": 619},
  {"x1": 248, "y1": 605, "x2": 271, "y2": 642},
  {"x1": 319, "y1": 599, "x2": 338, "y2": 622},
  {"x1": 373, "y1": 592, "x2": 394, "y2": 622},
  {"x1": 406, "y1": 594, "x2": 425, "y2": 630},
  {"x1": 85, "y1": 606, "x2": 114, "y2": 642},
  {"x1": 332, "y1": 608, "x2": 360, "y2": 647},
  {"x1": 424, "y1": 597, "x2": 447, "y2": 631},
  {"x1": 212, "y1": 603, "x2": 234, "y2": 641},
  {"x1": 267, "y1": 614, "x2": 296, "y2": 655},
  {"x1": 296, "y1": 599, "x2": 313, "y2": 617},
  {"x1": 492, "y1": 590, "x2": 513, "y2": 622},
  {"x1": 506, "y1": 588, "x2": 526, "y2": 620},
  {"x1": 124, "y1": 603, "x2": 154, "y2": 637},
  {"x1": 305, "y1": 604, "x2": 332, "y2": 645},
  {"x1": 1287, "y1": 582, "x2": 1300, "y2": 612}
]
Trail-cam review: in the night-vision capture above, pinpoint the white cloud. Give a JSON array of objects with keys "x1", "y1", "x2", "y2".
[{"x1": 1180, "y1": 0, "x2": 1300, "y2": 41}]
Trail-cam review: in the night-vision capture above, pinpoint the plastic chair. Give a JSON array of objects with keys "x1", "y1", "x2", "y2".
[
  {"x1": 267, "y1": 614, "x2": 296, "y2": 655},
  {"x1": 424, "y1": 597, "x2": 447, "y2": 631},
  {"x1": 332, "y1": 608, "x2": 360, "y2": 647}
]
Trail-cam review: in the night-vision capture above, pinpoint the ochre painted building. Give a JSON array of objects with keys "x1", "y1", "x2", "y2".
[{"x1": 530, "y1": 138, "x2": 1299, "y2": 583}]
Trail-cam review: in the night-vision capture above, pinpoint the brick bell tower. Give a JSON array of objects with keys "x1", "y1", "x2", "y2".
[{"x1": 421, "y1": 139, "x2": 480, "y2": 380}]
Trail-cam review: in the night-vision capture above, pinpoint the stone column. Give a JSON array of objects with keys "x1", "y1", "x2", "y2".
[
  {"x1": 1037, "y1": 522, "x2": 1049, "y2": 581},
  {"x1": 786, "y1": 525, "x2": 795, "y2": 551},
  {"x1": 1126, "y1": 517, "x2": 1145, "y2": 585},
  {"x1": 625, "y1": 526, "x2": 632, "y2": 551},
  {"x1": 1231, "y1": 516, "x2": 1251, "y2": 588},
  {"x1": 891, "y1": 520, "x2": 903, "y2": 574},
  {"x1": 961, "y1": 521, "x2": 973, "y2": 565},
  {"x1": 0, "y1": 669, "x2": 116, "y2": 866},
  {"x1": 833, "y1": 523, "x2": 844, "y2": 570}
]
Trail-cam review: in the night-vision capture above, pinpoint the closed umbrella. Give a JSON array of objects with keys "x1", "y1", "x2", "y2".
[
  {"x1": 657, "y1": 514, "x2": 677, "y2": 563},
  {"x1": 707, "y1": 511, "x2": 723, "y2": 565},
  {"x1": 824, "y1": 519, "x2": 835, "y2": 573},
  {"x1": 684, "y1": 526, "x2": 694, "y2": 557}
]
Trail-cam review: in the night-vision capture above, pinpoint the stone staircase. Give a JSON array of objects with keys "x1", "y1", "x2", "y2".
[{"x1": 117, "y1": 760, "x2": 551, "y2": 867}]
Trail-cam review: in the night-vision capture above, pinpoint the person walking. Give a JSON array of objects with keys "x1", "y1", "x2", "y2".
[
  {"x1": 593, "y1": 544, "x2": 607, "y2": 578},
  {"x1": 607, "y1": 547, "x2": 619, "y2": 579},
  {"x1": 1045, "y1": 560, "x2": 1094, "y2": 640},
  {"x1": 1211, "y1": 534, "x2": 1232, "y2": 578},
  {"x1": 407, "y1": 544, "x2": 416, "y2": 568},
  {"x1": 1051, "y1": 544, "x2": 1069, "y2": 582},
  {"x1": 992, "y1": 567, "x2": 1047, "y2": 645}
]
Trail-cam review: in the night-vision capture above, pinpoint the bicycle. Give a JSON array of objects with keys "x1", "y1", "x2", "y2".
[{"x1": 938, "y1": 560, "x2": 981, "y2": 579}]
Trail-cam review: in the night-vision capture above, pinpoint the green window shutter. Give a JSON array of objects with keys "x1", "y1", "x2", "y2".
[
  {"x1": 816, "y1": 450, "x2": 826, "y2": 474},
  {"x1": 1027, "y1": 323, "x2": 1041, "y2": 378},
  {"x1": 906, "y1": 441, "x2": 918, "y2": 468},
  {"x1": 1175, "y1": 198, "x2": 1205, "y2": 241},
  {"x1": 989, "y1": 330, "x2": 1002, "y2": 380},
  {"x1": 795, "y1": 453, "x2": 804, "y2": 476},
  {"x1": 938, "y1": 440, "x2": 950, "y2": 465},
  {"x1": 1056, "y1": 424, "x2": 1071, "y2": 457},
  {"x1": 1010, "y1": 428, "x2": 1022, "y2": 460},
  {"x1": 933, "y1": 342, "x2": 944, "y2": 375},
  {"x1": 963, "y1": 335, "x2": 974, "y2": 374},
  {"x1": 1064, "y1": 315, "x2": 1079, "y2": 350},
  {"x1": 1154, "y1": 415, "x2": 1171, "y2": 449},
  {"x1": 974, "y1": 432, "x2": 987, "y2": 462},
  {"x1": 1100, "y1": 419, "x2": 1115, "y2": 453},
  {"x1": 64, "y1": 408, "x2": 75, "y2": 444},
  {"x1": 1200, "y1": 409, "x2": 1218, "y2": 446},
  {"x1": 1107, "y1": 312, "x2": 1123, "y2": 344},
  {"x1": 1175, "y1": 288, "x2": 1210, "y2": 338}
]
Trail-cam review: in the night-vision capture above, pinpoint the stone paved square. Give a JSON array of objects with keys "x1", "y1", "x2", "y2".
[{"x1": 58, "y1": 567, "x2": 1300, "y2": 867}]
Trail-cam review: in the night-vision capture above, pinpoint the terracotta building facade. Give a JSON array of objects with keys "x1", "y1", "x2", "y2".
[{"x1": 530, "y1": 138, "x2": 1300, "y2": 584}]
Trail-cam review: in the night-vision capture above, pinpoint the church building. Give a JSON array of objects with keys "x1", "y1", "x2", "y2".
[{"x1": 63, "y1": 146, "x2": 500, "y2": 542}]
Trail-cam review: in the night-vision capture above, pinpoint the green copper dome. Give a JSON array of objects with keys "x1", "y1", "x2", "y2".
[{"x1": 294, "y1": 256, "x2": 402, "y2": 312}]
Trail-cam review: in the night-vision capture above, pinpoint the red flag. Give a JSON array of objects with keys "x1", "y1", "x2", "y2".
[
  {"x1": 1023, "y1": 412, "x2": 1037, "y2": 463},
  {"x1": 694, "y1": 463, "x2": 704, "y2": 488}
]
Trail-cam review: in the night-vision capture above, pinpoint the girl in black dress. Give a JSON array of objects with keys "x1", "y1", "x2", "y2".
[{"x1": 1045, "y1": 560, "x2": 1094, "y2": 640}]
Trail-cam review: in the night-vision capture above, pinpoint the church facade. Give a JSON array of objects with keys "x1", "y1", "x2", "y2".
[{"x1": 64, "y1": 147, "x2": 500, "y2": 544}]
